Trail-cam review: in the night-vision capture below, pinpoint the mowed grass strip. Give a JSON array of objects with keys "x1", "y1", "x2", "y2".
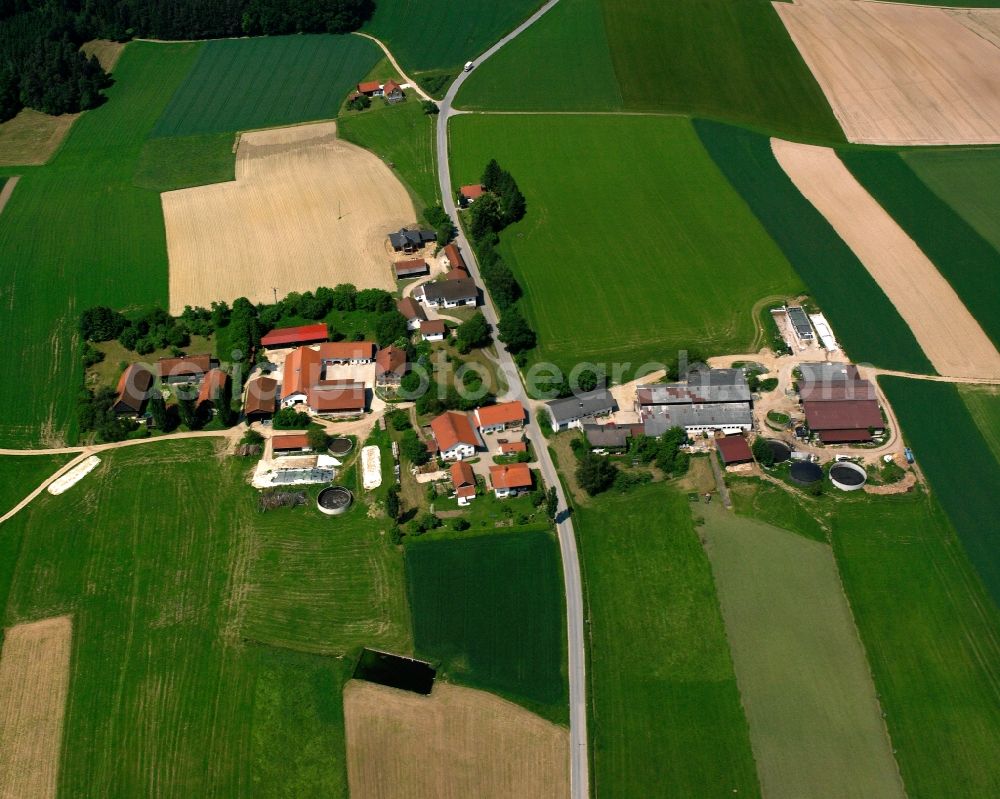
[
  {"x1": 363, "y1": 0, "x2": 542, "y2": 75},
  {"x1": 960, "y1": 386, "x2": 1000, "y2": 464},
  {"x1": 695, "y1": 119, "x2": 933, "y2": 374},
  {"x1": 0, "y1": 454, "x2": 75, "y2": 518},
  {"x1": 455, "y1": 0, "x2": 623, "y2": 111},
  {"x1": 830, "y1": 491, "x2": 1000, "y2": 797},
  {"x1": 574, "y1": 483, "x2": 760, "y2": 797},
  {"x1": 450, "y1": 114, "x2": 803, "y2": 373},
  {"x1": 132, "y1": 132, "x2": 236, "y2": 191},
  {"x1": 904, "y1": 148, "x2": 1000, "y2": 254},
  {"x1": 881, "y1": 377, "x2": 1000, "y2": 607},
  {"x1": 338, "y1": 99, "x2": 438, "y2": 209},
  {"x1": 404, "y1": 530, "x2": 567, "y2": 723},
  {"x1": 601, "y1": 0, "x2": 842, "y2": 141},
  {"x1": 152, "y1": 35, "x2": 381, "y2": 137},
  {"x1": 0, "y1": 42, "x2": 203, "y2": 446},
  {"x1": 701, "y1": 503, "x2": 904, "y2": 799},
  {"x1": 841, "y1": 150, "x2": 1000, "y2": 351},
  {"x1": 0, "y1": 440, "x2": 410, "y2": 796}
]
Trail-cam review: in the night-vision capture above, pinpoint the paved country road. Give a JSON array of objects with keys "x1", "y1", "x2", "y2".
[{"x1": 432, "y1": 4, "x2": 592, "y2": 798}]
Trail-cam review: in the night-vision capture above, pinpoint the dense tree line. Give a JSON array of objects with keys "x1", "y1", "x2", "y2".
[
  {"x1": 0, "y1": 0, "x2": 373, "y2": 121},
  {"x1": 465, "y1": 159, "x2": 537, "y2": 360}
]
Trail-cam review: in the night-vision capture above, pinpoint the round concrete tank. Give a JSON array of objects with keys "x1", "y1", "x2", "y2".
[
  {"x1": 317, "y1": 486, "x2": 353, "y2": 515},
  {"x1": 830, "y1": 461, "x2": 867, "y2": 491}
]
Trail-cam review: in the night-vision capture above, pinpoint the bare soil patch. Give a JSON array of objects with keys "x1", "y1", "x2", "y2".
[
  {"x1": 774, "y1": 0, "x2": 1000, "y2": 144},
  {"x1": 772, "y1": 138, "x2": 1000, "y2": 380},
  {"x1": 162, "y1": 121, "x2": 416, "y2": 314},
  {"x1": 344, "y1": 680, "x2": 569, "y2": 799},
  {"x1": 0, "y1": 110, "x2": 79, "y2": 166},
  {"x1": 81, "y1": 39, "x2": 126, "y2": 72},
  {"x1": 0, "y1": 616, "x2": 72, "y2": 799}
]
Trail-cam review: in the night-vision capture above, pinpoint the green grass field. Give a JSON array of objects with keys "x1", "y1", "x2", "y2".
[
  {"x1": 602, "y1": 0, "x2": 842, "y2": 141},
  {"x1": 363, "y1": 0, "x2": 541, "y2": 76},
  {"x1": 830, "y1": 492, "x2": 1000, "y2": 797},
  {"x1": 574, "y1": 483, "x2": 760, "y2": 797},
  {"x1": 132, "y1": 132, "x2": 236, "y2": 191},
  {"x1": 404, "y1": 529, "x2": 567, "y2": 723},
  {"x1": 701, "y1": 502, "x2": 903, "y2": 798},
  {"x1": 455, "y1": 0, "x2": 624, "y2": 111},
  {"x1": 456, "y1": 0, "x2": 842, "y2": 140},
  {"x1": 961, "y1": 387, "x2": 1000, "y2": 465},
  {"x1": 904, "y1": 148, "x2": 1000, "y2": 254},
  {"x1": 0, "y1": 440, "x2": 411, "y2": 796},
  {"x1": 841, "y1": 150, "x2": 1000, "y2": 351},
  {"x1": 0, "y1": 42, "x2": 203, "y2": 446},
  {"x1": 151, "y1": 35, "x2": 380, "y2": 137},
  {"x1": 881, "y1": 377, "x2": 1000, "y2": 608},
  {"x1": 0, "y1": 453, "x2": 74, "y2": 518},
  {"x1": 450, "y1": 114, "x2": 803, "y2": 373},
  {"x1": 695, "y1": 120, "x2": 933, "y2": 374},
  {"x1": 338, "y1": 99, "x2": 438, "y2": 209}
]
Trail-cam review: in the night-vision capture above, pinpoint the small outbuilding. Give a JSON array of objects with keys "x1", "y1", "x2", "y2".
[
  {"x1": 459, "y1": 184, "x2": 486, "y2": 206},
  {"x1": 272, "y1": 434, "x2": 311, "y2": 455},
  {"x1": 420, "y1": 320, "x2": 447, "y2": 342},
  {"x1": 114, "y1": 364, "x2": 154, "y2": 416},
  {"x1": 393, "y1": 258, "x2": 429, "y2": 279},
  {"x1": 244, "y1": 377, "x2": 278, "y2": 422},
  {"x1": 450, "y1": 461, "x2": 477, "y2": 505},
  {"x1": 489, "y1": 463, "x2": 533, "y2": 498},
  {"x1": 717, "y1": 435, "x2": 753, "y2": 466}
]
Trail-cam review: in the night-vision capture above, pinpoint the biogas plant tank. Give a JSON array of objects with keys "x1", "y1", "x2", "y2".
[
  {"x1": 829, "y1": 461, "x2": 867, "y2": 491},
  {"x1": 317, "y1": 486, "x2": 353, "y2": 516}
]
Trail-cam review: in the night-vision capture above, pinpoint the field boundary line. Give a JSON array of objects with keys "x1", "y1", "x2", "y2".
[{"x1": 0, "y1": 176, "x2": 20, "y2": 216}]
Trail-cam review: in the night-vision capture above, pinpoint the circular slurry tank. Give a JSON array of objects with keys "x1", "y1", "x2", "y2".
[
  {"x1": 317, "y1": 486, "x2": 353, "y2": 516},
  {"x1": 790, "y1": 461, "x2": 823, "y2": 486},
  {"x1": 328, "y1": 437, "x2": 354, "y2": 457},
  {"x1": 830, "y1": 461, "x2": 867, "y2": 491},
  {"x1": 765, "y1": 439, "x2": 792, "y2": 464}
]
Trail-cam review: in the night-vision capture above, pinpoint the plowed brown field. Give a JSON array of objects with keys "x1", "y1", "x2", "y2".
[
  {"x1": 774, "y1": 0, "x2": 1000, "y2": 145},
  {"x1": 344, "y1": 680, "x2": 569, "y2": 799},
  {"x1": 0, "y1": 616, "x2": 72, "y2": 799},
  {"x1": 772, "y1": 138, "x2": 1000, "y2": 380},
  {"x1": 163, "y1": 121, "x2": 415, "y2": 313}
]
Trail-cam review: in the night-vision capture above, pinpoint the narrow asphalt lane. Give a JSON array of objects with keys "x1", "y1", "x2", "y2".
[{"x1": 433, "y1": 5, "x2": 591, "y2": 798}]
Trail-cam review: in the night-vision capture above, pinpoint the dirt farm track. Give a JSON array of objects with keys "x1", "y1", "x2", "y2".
[
  {"x1": 775, "y1": 0, "x2": 1000, "y2": 145},
  {"x1": 162, "y1": 121, "x2": 414, "y2": 314},
  {"x1": 344, "y1": 680, "x2": 569, "y2": 799},
  {"x1": 0, "y1": 616, "x2": 72, "y2": 799}
]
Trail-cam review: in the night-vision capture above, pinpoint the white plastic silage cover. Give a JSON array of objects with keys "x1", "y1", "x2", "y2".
[
  {"x1": 361, "y1": 445, "x2": 382, "y2": 490},
  {"x1": 48, "y1": 455, "x2": 101, "y2": 495}
]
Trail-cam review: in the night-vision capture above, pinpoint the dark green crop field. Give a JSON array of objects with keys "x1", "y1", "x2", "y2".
[
  {"x1": 602, "y1": 0, "x2": 843, "y2": 141},
  {"x1": 0, "y1": 440, "x2": 410, "y2": 797},
  {"x1": 831, "y1": 492, "x2": 1000, "y2": 797},
  {"x1": 881, "y1": 377, "x2": 1000, "y2": 608},
  {"x1": 363, "y1": 0, "x2": 541, "y2": 76},
  {"x1": 455, "y1": 0, "x2": 623, "y2": 112},
  {"x1": 404, "y1": 529, "x2": 567, "y2": 723},
  {"x1": 695, "y1": 120, "x2": 933, "y2": 374},
  {"x1": 151, "y1": 35, "x2": 380, "y2": 137},
  {"x1": 574, "y1": 483, "x2": 760, "y2": 797},
  {"x1": 842, "y1": 150, "x2": 1000, "y2": 351},
  {"x1": 450, "y1": 114, "x2": 803, "y2": 374},
  {"x1": 904, "y1": 148, "x2": 1000, "y2": 255},
  {"x1": 0, "y1": 42, "x2": 201, "y2": 446}
]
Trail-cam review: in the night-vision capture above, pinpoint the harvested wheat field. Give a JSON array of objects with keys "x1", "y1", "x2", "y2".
[
  {"x1": 162, "y1": 121, "x2": 414, "y2": 313},
  {"x1": 772, "y1": 139, "x2": 1000, "y2": 380},
  {"x1": 774, "y1": 0, "x2": 1000, "y2": 144},
  {"x1": 0, "y1": 616, "x2": 72, "y2": 799},
  {"x1": 344, "y1": 680, "x2": 569, "y2": 799},
  {"x1": 950, "y1": 8, "x2": 1000, "y2": 49}
]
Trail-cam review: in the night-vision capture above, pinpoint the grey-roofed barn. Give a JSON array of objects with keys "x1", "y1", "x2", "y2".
[
  {"x1": 420, "y1": 277, "x2": 478, "y2": 308},
  {"x1": 547, "y1": 389, "x2": 615, "y2": 431},
  {"x1": 388, "y1": 228, "x2": 436, "y2": 253}
]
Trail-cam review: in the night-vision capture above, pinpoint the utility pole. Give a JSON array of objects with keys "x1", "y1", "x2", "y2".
[{"x1": 272, "y1": 287, "x2": 277, "y2": 304}]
